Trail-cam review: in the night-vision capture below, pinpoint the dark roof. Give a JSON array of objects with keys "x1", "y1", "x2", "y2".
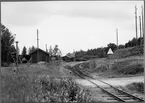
[
  {"x1": 62, "y1": 55, "x2": 74, "y2": 58},
  {"x1": 30, "y1": 48, "x2": 49, "y2": 56}
]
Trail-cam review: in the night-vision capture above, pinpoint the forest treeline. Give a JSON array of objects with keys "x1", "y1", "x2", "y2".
[
  {"x1": 1, "y1": 24, "x2": 144, "y2": 65},
  {"x1": 74, "y1": 37, "x2": 144, "y2": 60}
]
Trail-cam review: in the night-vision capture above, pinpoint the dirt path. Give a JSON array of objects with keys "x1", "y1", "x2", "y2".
[
  {"x1": 76, "y1": 76, "x2": 144, "y2": 87},
  {"x1": 100, "y1": 76, "x2": 144, "y2": 86}
]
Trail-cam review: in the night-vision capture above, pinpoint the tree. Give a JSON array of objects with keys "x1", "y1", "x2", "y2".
[
  {"x1": 21, "y1": 46, "x2": 27, "y2": 57},
  {"x1": 52, "y1": 45, "x2": 62, "y2": 56},
  {"x1": 96, "y1": 47, "x2": 106, "y2": 58},
  {"x1": 52, "y1": 45, "x2": 62, "y2": 60},
  {"x1": 49, "y1": 46, "x2": 53, "y2": 56},
  {"x1": 28, "y1": 46, "x2": 36, "y2": 55},
  {"x1": 107, "y1": 43, "x2": 117, "y2": 52},
  {"x1": 53, "y1": 45, "x2": 59, "y2": 56},
  {"x1": 118, "y1": 45, "x2": 125, "y2": 49},
  {"x1": 1, "y1": 24, "x2": 16, "y2": 65}
]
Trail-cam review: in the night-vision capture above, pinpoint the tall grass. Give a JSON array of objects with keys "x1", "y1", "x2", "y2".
[
  {"x1": 112, "y1": 60, "x2": 144, "y2": 75},
  {"x1": 126, "y1": 82, "x2": 144, "y2": 94},
  {"x1": 1, "y1": 65, "x2": 92, "y2": 103}
]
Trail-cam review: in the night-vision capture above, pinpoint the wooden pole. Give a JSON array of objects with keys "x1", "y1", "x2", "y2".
[
  {"x1": 139, "y1": 16, "x2": 142, "y2": 38},
  {"x1": 135, "y1": 5, "x2": 138, "y2": 39},
  {"x1": 37, "y1": 29, "x2": 39, "y2": 62},
  {"x1": 16, "y1": 41, "x2": 19, "y2": 70},
  {"x1": 116, "y1": 29, "x2": 118, "y2": 48},
  {"x1": 37, "y1": 29, "x2": 39, "y2": 49},
  {"x1": 141, "y1": 6, "x2": 144, "y2": 37},
  {"x1": 46, "y1": 44, "x2": 48, "y2": 52},
  {"x1": 0, "y1": 28, "x2": 2, "y2": 103}
]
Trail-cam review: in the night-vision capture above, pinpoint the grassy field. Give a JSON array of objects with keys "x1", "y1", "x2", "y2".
[
  {"x1": 125, "y1": 82, "x2": 144, "y2": 94},
  {"x1": 74, "y1": 55, "x2": 144, "y2": 78},
  {"x1": 1, "y1": 62, "x2": 92, "y2": 103}
]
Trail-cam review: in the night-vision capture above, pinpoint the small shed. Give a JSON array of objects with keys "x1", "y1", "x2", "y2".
[
  {"x1": 62, "y1": 55, "x2": 74, "y2": 62},
  {"x1": 30, "y1": 48, "x2": 50, "y2": 63},
  {"x1": 62, "y1": 52, "x2": 75, "y2": 62}
]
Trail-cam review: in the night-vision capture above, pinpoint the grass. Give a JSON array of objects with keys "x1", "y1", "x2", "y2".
[
  {"x1": 1, "y1": 63, "x2": 92, "y2": 103},
  {"x1": 109, "y1": 45, "x2": 143, "y2": 59},
  {"x1": 74, "y1": 55, "x2": 144, "y2": 78},
  {"x1": 112, "y1": 60, "x2": 144, "y2": 75},
  {"x1": 126, "y1": 82, "x2": 144, "y2": 94}
]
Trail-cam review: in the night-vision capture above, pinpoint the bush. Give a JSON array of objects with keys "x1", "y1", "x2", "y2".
[
  {"x1": 1, "y1": 68, "x2": 92, "y2": 103},
  {"x1": 126, "y1": 82, "x2": 144, "y2": 93},
  {"x1": 112, "y1": 61, "x2": 144, "y2": 75},
  {"x1": 118, "y1": 64, "x2": 144, "y2": 75},
  {"x1": 109, "y1": 46, "x2": 143, "y2": 59},
  {"x1": 94, "y1": 66, "x2": 108, "y2": 72}
]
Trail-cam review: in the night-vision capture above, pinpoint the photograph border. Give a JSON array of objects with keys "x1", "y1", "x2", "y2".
[{"x1": 0, "y1": 0, "x2": 144, "y2": 103}]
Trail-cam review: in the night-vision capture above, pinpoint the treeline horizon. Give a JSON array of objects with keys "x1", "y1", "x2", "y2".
[
  {"x1": 1, "y1": 23, "x2": 144, "y2": 65},
  {"x1": 74, "y1": 37, "x2": 144, "y2": 59}
]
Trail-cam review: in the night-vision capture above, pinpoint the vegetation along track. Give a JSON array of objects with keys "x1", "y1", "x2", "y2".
[{"x1": 69, "y1": 63, "x2": 144, "y2": 102}]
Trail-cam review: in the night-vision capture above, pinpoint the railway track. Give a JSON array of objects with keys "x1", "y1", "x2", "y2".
[{"x1": 70, "y1": 63, "x2": 144, "y2": 102}]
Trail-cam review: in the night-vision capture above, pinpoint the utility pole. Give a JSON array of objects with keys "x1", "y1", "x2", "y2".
[
  {"x1": 37, "y1": 29, "x2": 39, "y2": 49},
  {"x1": 139, "y1": 16, "x2": 142, "y2": 38},
  {"x1": 16, "y1": 41, "x2": 19, "y2": 70},
  {"x1": 135, "y1": 5, "x2": 138, "y2": 39},
  {"x1": 46, "y1": 44, "x2": 48, "y2": 52},
  {"x1": 116, "y1": 29, "x2": 118, "y2": 49},
  {"x1": 37, "y1": 29, "x2": 39, "y2": 62},
  {"x1": 0, "y1": 31, "x2": 2, "y2": 103},
  {"x1": 141, "y1": 6, "x2": 144, "y2": 37}
]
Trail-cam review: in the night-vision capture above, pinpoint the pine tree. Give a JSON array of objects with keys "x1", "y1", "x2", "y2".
[{"x1": 21, "y1": 46, "x2": 27, "y2": 57}]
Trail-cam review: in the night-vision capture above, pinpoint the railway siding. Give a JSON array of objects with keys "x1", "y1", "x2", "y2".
[{"x1": 71, "y1": 63, "x2": 144, "y2": 102}]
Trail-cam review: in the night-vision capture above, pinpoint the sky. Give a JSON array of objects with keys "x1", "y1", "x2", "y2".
[{"x1": 1, "y1": 1, "x2": 144, "y2": 56}]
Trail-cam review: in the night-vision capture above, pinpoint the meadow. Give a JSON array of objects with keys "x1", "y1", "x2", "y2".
[{"x1": 1, "y1": 62, "x2": 92, "y2": 103}]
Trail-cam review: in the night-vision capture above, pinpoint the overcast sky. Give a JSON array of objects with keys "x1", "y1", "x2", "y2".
[{"x1": 1, "y1": 1, "x2": 144, "y2": 55}]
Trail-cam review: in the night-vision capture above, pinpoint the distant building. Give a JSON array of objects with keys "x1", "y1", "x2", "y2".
[
  {"x1": 62, "y1": 55, "x2": 74, "y2": 62},
  {"x1": 30, "y1": 48, "x2": 50, "y2": 63},
  {"x1": 62, "y1": 52, "x2": 75, "y2": 62}
]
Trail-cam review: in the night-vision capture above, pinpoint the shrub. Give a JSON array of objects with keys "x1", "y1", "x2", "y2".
[
  {"x1": 1, "y1": 68, "x2": 92, "y2": 103},
  {"x1": 112, "y1": 60, "x2": 144, "y2": 75},
  {"x1": 117, "y1": 64, "x2": 144, "y2": 75},
  {"x1": 126, "y1": 82, "x2": 144, "y2": 93}
]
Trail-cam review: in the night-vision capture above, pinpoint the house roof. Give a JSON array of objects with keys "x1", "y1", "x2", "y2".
[
  {"x1": 30, "y1": 48, "x2": 49, "y2": 56},
  {"x1": 65, "y1": 52, "x2": 75, "y2": 58}
]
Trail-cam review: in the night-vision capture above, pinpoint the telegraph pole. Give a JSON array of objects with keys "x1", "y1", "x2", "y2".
[
  {"x1": 135, "y1": 5, "x2": 138, "y2": 39},
  {"x1": 139, "y1": 16, "x2": 142, "y2": 38},
  {"x1": 116, "y1": 29, "x2": 118, "y2": 49},
  {"x1": 16, "y1": 41, "x2": 19, "y2": 70},
  {"x1": 0, "y1": 31, "x2": 2, "y2": 103},
  {"x1": 37, "y1": 29, "x2": 39, "y2": 62},
  {"x1": 46, "y1": 44, "x2": 48, "y2": 52},
  {"x1": 37, "y1": 29, "x2": 39, "y2": 49},
  {"x1": 141, "y1": 6, "x2": 144, "y2": 37}
]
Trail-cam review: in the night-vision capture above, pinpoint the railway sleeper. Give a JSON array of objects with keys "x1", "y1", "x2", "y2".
[
  {"x1": 116, "y1": 95, "x2": 131, "y2": 97},
  {"x1": 121, "y1": 97, "x2": 133, "y2": 100},
  {"x1": 102, "y1": 95, "x2": 112, "y2": 97},
  {"x1": 107, "y1": 97, "x2": 118, "y2": 100}
]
